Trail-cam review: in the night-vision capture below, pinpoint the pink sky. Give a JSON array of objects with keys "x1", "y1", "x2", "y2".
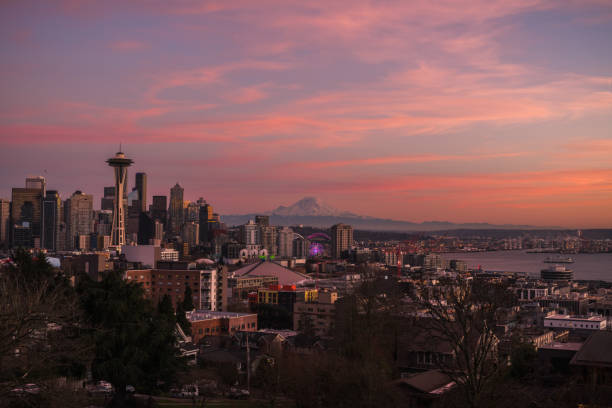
[{"x1": 1, "y1": 0, "x2": 612, "y2": 227}]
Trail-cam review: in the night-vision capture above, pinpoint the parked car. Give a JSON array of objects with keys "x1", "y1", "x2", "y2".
[
  {"x1": 228, "y1": 387, "x2": 249, "y2": 399},
  {"x1": 11, "y1": 383, "x2": 42, "y2": 396},
  {"x1": 171, "y1": 384, "x2": 199, "y2": 398},
  {"x1": 86, "y1": 380, "x2": 113, "y2": 395}
]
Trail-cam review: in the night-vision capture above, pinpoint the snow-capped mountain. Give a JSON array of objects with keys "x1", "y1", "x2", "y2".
[
  {"x1": 221, "y1": 197, "x2": 551, "y2": 231},
  {"x1": 269, "y1": 197, "x2": 358, "y2": 217}
]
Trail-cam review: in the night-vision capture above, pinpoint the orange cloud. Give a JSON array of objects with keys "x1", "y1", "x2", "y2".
[{"x1": 296, "y1": 152, "x2": 528, "y2": 169}]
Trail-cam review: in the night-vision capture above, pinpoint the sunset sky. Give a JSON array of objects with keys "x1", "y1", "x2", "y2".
[{"x1": 1, "y1": 0, "x2": 611, "y2": 228}]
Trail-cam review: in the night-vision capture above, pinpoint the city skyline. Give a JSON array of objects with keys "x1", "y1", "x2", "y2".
[{"x1": 2, "y1": 1, "x2": 612, "y2": 228}]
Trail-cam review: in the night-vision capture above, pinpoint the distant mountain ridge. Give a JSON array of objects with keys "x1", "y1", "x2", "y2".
[
  {"x1": 221, "y1": 197, "x2": 558, "y2": 232},
  {"x1": 266, "y1": 196, "x2": 358, "y2": 217}
]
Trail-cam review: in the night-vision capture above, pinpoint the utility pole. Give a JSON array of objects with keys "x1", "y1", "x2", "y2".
[{"x1": 246, "y1": 333, "x2": 251, "y2": 394}]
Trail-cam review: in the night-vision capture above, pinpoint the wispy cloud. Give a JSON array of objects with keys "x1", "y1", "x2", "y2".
[
  {"x1": 109, "y1": 40, "x2": 147, "y2": 51},
  {"x1": 2, "y1": 0, "x2": 612, "y2": 225}
]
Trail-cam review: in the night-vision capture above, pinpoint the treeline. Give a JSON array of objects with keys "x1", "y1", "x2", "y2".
[
  {"x1": 253, "y1": 277, "x2": 611, "y2": 408},
  {"x1": 0, "y1": 250, "x2": 186, "y2": 408}
]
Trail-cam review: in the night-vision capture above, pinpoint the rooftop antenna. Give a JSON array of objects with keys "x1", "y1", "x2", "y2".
[{"x1": 119, "y1": 142, "x2": 122, "y2": 152}]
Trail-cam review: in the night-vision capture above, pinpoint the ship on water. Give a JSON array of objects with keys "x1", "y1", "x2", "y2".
[{"x1": 543, "y1": 256, "x2": 574, "y2": 264}]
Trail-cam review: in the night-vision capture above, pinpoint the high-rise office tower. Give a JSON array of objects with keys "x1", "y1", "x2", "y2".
[
  {"x1": 154, "y1": 220, "x2": 164, "y2": 242},
  {"x1": 42, "y1": 190, "x2": 61, "y2": 251},
  {"x1": 255, "y1": 215, "x2": 275, "y2": 254},
  {"x1": 293, "y1": 236, "x2": 309, "y2": 259},
  {"x1": 169, "y1": 183, "x2": 184, "y2": 236},
  {"x1": 198, "y1": 202, "x2": 214, "y2": 243},
  {"x1": 101, "y1": 186, "x2": 115, "y2": 211},
  {"x1": 127, "y1": 188, "x2": 139, "y2": 208},
  {"x1": 330, "y1": 223, "x2": 353, "y2": 259},
  {"x1": 277, "y1": 226, "x2": 294, "y2": 258},
  {"x1": 137, "y1": 212, "x2": 155, "y2": 245},
  {"x1": 107, "y1": 151, "x2": 133, "y2": 249},
  {"x1": 0, "y1": 199, "x2": 10, "y2": 247},
  {"x1": 260, "y1": 225, "x2": 277, "y2": 256},
  {"x1": 255, "y1": 215, "x2": 270, "y2": 227},
  {"x1": 65, "y1": 191, "x2": 93, "y2": 250},
  {"x1": 182, "y1": 221, "x2": 200, "y2": 248},
  {"x1": 135, "y1": 172, "x2": 147, "y2": 213},
  {"x1": 94, "y1": 210, "x2": 113, "y2": 238},
  {"x1": 56, "y1": 201, "x2": 67, "y2": 252},
  {"x1": 126, "y1": 194, "x2": 141, "y2": 244},
  {"x1": 25, "y1": 176, "x2": 46, "y2": 194},
  {"x1": 240, "y1": 220, "x2": 260, "y2": 249},
  {"x1": 103, "y1": 186, "x2": 115, "y2": 197},
  {"x1": 185, "y1": 201, "x2": 200, "y2": 223},
  {"x1": 150, "y1": 195, "x2": 167, "y2": 226},
  {"x1": 11, "y1": 178, "x2": 45, "y2": 248}
]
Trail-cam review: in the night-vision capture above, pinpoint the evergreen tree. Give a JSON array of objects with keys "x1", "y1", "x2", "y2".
[
  {"x1": 175, "y1": 302, "x2": 192, "y2": 336},
  {"x1": 158, "y1": 294, "x2": 175, "y2": 317},
  {"x1": 78, "y1": 271, "x2": 184, "y2": 407},
  {"x1": 182, "y1": 285, "x2": 194, "y2": 311}
]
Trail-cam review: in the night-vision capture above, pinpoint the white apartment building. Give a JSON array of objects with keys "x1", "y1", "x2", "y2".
[
  {"x1": 160, "y1": 248, "x2": 179, "y2": 262},
  {"x1": 544, "y1": 314, "x2": 607, "y2": 331}
]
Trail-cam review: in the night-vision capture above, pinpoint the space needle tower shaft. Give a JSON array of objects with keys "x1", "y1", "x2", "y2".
[{"x1": 106, "y1": 150, "x2": 133, "y2": 250}]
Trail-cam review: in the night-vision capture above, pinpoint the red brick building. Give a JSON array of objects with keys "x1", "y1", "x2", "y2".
[
  {"x1": 125, "y1": 267, "x2": 221, "y2": 310},
  {"x1": 187, "y1": 311, "x2": 258, "y2": 344}
]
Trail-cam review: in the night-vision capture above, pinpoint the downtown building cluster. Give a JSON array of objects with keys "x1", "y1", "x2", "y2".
[
  {"x1": 3, "y1": 152, "x2": 612, "y2": 406},
  {"x1": 0, "y1": 153, "x2": 226, "y2": 256},
  {"x1": 0, "y1": 151, "x2": 357, "y2": 321}
]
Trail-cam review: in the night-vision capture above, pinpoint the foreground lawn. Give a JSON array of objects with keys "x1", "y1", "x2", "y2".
[{"x1": 152, "y1": 396, "x2": 294, "y2": 408}]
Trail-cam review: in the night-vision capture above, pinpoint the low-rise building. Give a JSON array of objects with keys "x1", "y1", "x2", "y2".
[
  {"x1": 126, "y1": 267, "x2": 218, "y2": 310},
  {"x1": 514, "y1": 284, "x2": 549, "y2": 301},
  {"x1": 160, "y1": 248, "x2": 179, "y2": 262},
  {"x1": 188, "y1": 310, "x2": 257, "y2": 344},
  {"x1": 523, "y1": 329, "x2": 555, "y2": 348},
  {"x1": 61, "y1": 252, "x2": 112, "y2": 280},
  {"x1": 537, "y1": 297, "x2": 588, "y2": 315},
  {"x1": 257, "y1": 285, "x2": 318, "y2": 323},
  {"x1": 293, "y1": 291, "x2": 338, "y2": 338},
  {"x1": 587, "y1": 297, "x2": 612, "y2": 318},
  {"x1": 227, "y1": 275, "x2": 279, "y2": 303},
  {"x1": 570, "y1": 331, "x2": 612, "y2": 385},
  {"x1": 122, "y1": 244, "x2": 161, "y2": 268},
  {"x1": 231, "y1": 260, "x2": 313, "y2": 286},
  {"x1": 544, "y1": 314, "x2": 607, "y2": 331}
]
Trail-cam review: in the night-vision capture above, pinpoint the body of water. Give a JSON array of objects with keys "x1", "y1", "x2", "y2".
[{"x1": 439, "y1": 251, "x2": 612, "y2": 282}]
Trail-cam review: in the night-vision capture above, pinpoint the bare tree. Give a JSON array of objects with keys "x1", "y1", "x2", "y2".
[
  {"x1": 0, "y1": 251, "x2": 90, "y2": 404},
  {"x1": 408, "y1": 276, "x2": 516, "y2": 408}
]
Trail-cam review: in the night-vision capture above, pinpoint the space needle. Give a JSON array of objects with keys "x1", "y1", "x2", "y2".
[{"x1": 106, "y1": 149, "x2": 133, "y2": 250}]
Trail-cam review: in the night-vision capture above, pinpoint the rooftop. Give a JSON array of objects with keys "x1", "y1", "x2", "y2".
[
  {"x1": 570, "y1": 331, "x2": 612, "y2": 368},
  {"x1": 232, "y1": 261, "x2": 312, "y2": 286},
  {"x1": 396, "y1": 370, "x2": 455, "y2": 394},
  {"x1": 187, "y1": 310, "x2": 256, "y2": 322},
  {"x1": 539, "y1": 342, "x2": 584, "y2": 352},
  {"x1": 545, "y1": 314, "x2": 606, "y2": 322}
]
